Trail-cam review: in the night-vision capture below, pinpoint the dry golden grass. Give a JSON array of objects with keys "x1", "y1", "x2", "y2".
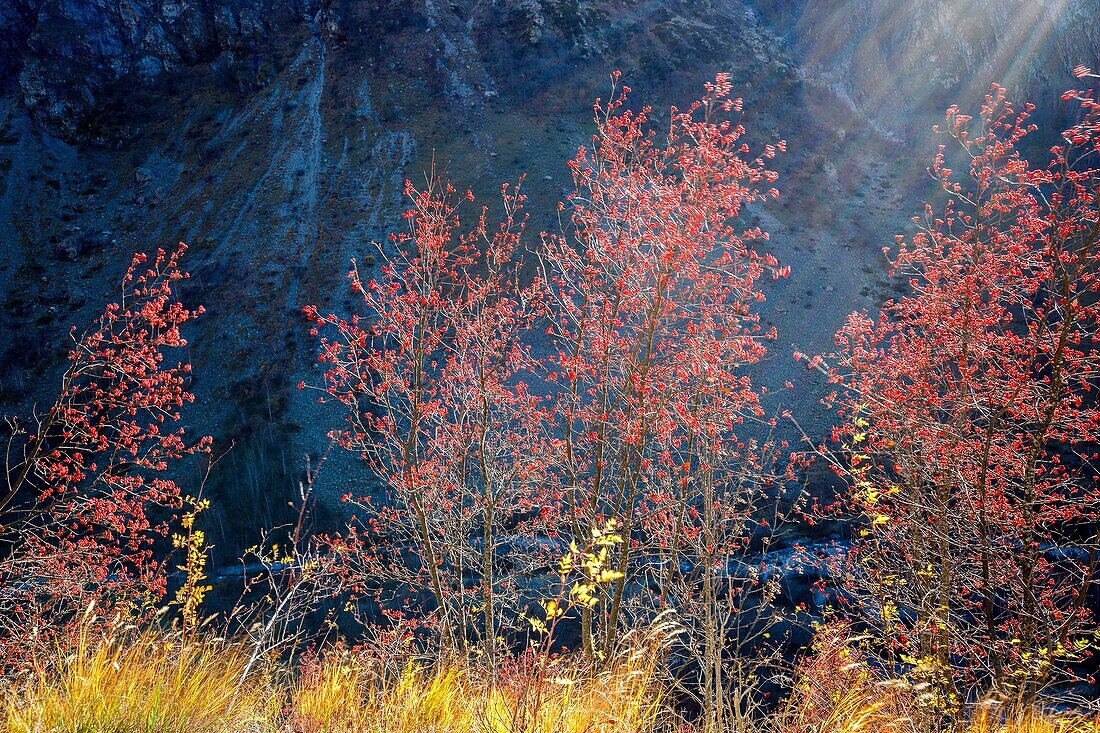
[
  {"x1": 289, "y1": 639, "x2": 664, "y2": 733},
  {"x1": 290, "y1": 654, "x2": 468, "y2": 733},
  {"x1": 775, "y1": 623, "x2": 1100, "y2": 733},
  {"x1": 2, "y1": 622, "x2": 1096, "y2": 733},
  {"x1": 966, "y1": 708, "x2": 1100, "y2": 733},
  {"x1": 3, "y1": 627, "x2": 277, "y2": 733},
  {"x1": 776, "y1": 625, "x2": 917, "y2": 733}
]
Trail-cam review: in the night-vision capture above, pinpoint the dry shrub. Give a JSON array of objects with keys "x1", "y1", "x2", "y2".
[
  {"x1": 775, "y1": 621, "x2": 918, "y2": 733},
  {"x1": 775, "y1": 621, "x2": 1100, "y2": 733}
]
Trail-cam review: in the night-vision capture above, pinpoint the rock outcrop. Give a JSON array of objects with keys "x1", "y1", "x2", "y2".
[
  {"x1": 6, "y1": 0, "x2": 323, "y2": 138},
  {"x1": 0, "y1": 0, "x2": 38, "y2": 84},
  {"x1": 16, "y1": 0, "x2": 1096, "y2": 144}
]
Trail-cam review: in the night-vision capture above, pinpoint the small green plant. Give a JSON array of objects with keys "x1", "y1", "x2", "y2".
[
  {"x1": 171, "y1": 494, "x2": 213, "y2": 635},
  {"x1": 523, "y1": 518, "x2": 625, "y2": 655}
]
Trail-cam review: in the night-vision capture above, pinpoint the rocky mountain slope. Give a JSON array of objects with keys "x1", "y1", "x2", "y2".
[
  {"x1": 0, "y1": 0, "x2": 1095, "y2": 558},
  {"x1": 2, "y1": 0, "x2": 323, "y2": 139},
  {"x1": 753, "y1": 0, "x2": 1100, "y2": 138}
]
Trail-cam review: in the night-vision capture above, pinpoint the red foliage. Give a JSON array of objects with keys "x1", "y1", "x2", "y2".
[
  {"x1": 539, "y1": 71, "x2": 789, "y2": 654},
  {"x1": 827, "y1": 77, "x2": 1100, "y2": 702},
  {"x1": 306, "y1": 173, "x2": 550, "y2": 653},
  {"x1": 306, "y1": 74, "x2": 792, "y2": 670},
  {"x1": 0, "y1": 243, "x2": 209, "y2": 667}
]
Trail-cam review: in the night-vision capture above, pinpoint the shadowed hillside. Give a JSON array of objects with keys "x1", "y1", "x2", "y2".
[{"x1": 0, "y1": 0, "x2": 1094, "y2": 559}]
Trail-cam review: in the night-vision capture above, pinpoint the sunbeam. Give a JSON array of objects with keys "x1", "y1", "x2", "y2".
[{"x1": 786, "y1": 0, "x2": 1095, "y2": 137}]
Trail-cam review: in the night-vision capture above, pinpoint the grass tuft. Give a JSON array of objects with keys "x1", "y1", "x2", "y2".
[
  {"x1": 4, "y1": 626, "x2": 275, "y2": 733},
  {"x1": 289, "y1": 637, "x2": 663, "y2": 733},
  {"x1": 967, "y1": 708, "x2": 1100, "y2": 733}
]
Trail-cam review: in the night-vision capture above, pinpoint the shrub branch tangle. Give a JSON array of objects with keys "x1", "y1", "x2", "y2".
[
  {"x1": 823, "y1": 72, "x2": 1100, "y2": 713},
  {"x1": 307, "y1": 174, "x2": 550, "y2": 658},
  {"x1": 538, "y1": 72, "x2": 795, "y2": 727},
  {"x1": 307, "y1": 74, "x2": 794, "y2": 731},
  {"x1": 0, "y1": 244, "x2": 209, "y2": 668}
]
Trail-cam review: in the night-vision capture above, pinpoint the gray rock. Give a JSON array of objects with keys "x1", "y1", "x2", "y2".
[
  {"x1": 728, "y1": 540, "x2": 849, "y2": 612},
  {"x1": 54, "y1": 228, "x2": 112, "y2": 260},
  {"x1": 14, "y1": 0, "x2": 320, "y2": 139}
]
